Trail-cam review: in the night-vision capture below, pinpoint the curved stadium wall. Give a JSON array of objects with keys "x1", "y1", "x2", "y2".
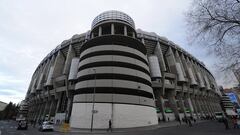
[{"x1": 25, "y1": 10, "x2": 222, "y2": 129}]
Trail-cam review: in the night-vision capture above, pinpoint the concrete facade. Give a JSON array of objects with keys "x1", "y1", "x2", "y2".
[{"x1": 25, "y1": 10, "x2": 222, "y2": 129}]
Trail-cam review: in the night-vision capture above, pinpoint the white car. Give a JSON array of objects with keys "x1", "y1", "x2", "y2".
[{"x1": 39, "y1": 121, "x2": 54, "y2": 131}]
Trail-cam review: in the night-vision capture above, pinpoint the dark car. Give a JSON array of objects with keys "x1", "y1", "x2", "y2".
[{"x1": 17, "y1": 120, "x2": 28, "y2": 130}]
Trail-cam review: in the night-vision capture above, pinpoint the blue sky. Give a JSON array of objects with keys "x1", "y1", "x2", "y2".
[{"x1": 0, "y1": 0, "x2": 238, "y2": 103}]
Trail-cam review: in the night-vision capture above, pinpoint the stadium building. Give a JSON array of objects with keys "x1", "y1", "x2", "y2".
[{"x1": 25, "y1": 10, "x2": 222, "y2": 129}]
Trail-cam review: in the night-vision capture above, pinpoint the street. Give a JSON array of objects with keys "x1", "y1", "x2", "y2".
[{"x1": 0, "y1": 120, "x2": 239, "y2": 135}]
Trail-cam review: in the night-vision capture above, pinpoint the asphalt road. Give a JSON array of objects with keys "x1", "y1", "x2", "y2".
[
  {"x1": 0, "y1": 120, "x2": 59, "y2": 135},
  {"x1": 0, "y1": 120, "x2": 239, "y2": 135}
]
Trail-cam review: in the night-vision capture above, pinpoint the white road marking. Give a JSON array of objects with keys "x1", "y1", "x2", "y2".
[{"x1": 0, "y1": 130, "x2": 2, "y2": 135}]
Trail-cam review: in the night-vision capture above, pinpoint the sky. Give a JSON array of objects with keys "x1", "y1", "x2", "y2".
[{"x1": 0, "y1": 0, "x2": 238, "y2": 104}]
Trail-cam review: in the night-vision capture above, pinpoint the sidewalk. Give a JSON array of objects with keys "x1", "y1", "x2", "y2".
[{"x1": 54, "y1": 120, "x2": 207, "y2": 134}]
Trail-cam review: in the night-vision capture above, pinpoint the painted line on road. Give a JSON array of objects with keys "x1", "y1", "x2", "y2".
[{"x1": 0, "y1": 130, "x2": 2, "y2": 135}]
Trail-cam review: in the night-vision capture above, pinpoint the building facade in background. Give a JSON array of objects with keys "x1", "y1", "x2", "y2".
[
  {"x1": 0, "y1": 101, "x2": 7, "y2": 111},
  {"x1": 25, "y1": 11, "x2": 222, "y2": 129}
]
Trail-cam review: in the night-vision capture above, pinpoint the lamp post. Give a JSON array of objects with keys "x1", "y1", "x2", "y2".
[{"x1": 90, "y1": 69, "x2": 96, "y2": 132}]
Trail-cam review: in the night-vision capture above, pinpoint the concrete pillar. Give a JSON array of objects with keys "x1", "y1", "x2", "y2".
[
  {"x1": 186, "y1": 96, "x2": 194, "y2": 118},
  {"x1": 210, "y1": 99, "x2": 216, "y2": 116},
  {"x1": 202, "y1": 96, "x2": 211, "y2": 117},
  {"x1": 33, "y1": 103, "x2": 40, "y2": 121},
  {"x1": 32, "y1": 103, "x2": 38, "y2": 120},
  {"x1": 55, "y1": 95, "x2": 62, "y2": 114},
  {"x1": 49, "y1": 99, "x2": 57, "y2": 118},
  {"x1": 190, "y1": 95, "x2": 199, "y2": 119},
  {"x1": 178, "y1": 93, "x2": 187, "y2": 119},
  {"x1": 111, "y1": 23, "x2": 114, "y2": 35},
  {"x1": 201, "y1": 96, "x2": 209, "y2": 116},
  {"x1": 154, "y1": 89, "x2": 166, "y2": 121},
  {"x1": 63, "y1": 45, "x2": 76, "y2": 76},
  {"x1": 47, "y1": 99, "x2": 54, "y2": 120},
  {"x1": 141, "y1": 38, "x2": 145, "y2": 44},
  {"x1": 210, "y1": 102, "x2": 215, "y2": 115},
  {"x1": 36, "y1": 102, "x2": 44, "y2": 121},
  {"x1": 98, "y1": 26, "x2": 102, "y2": 36},
  {"x1": 132, "y1": 31, "x2": 135, "y2": 38},
  {"x1": 40, "y1": 101, "x2": 47, "y2": 120},
  {"x1": 207, "y1": 99, "x2": 214, "y2": 116},
  {"x1": 167, "y1": 91, "x2": 179, "y2": 120},
  {"x1": 199, "y1": 96, "x2": 205, "y2": 116},
  {"x1": 124, "y1": 25, "x2": 127, "y2": 36},
  {"x1": 42, "y1": 100, "x2": 50, "y2": 121},
  {"x1": 91, "y1": 32, "x2": 94, "y2": 38},
  {"x1": 159, "y1": 96, "x2": 167, "y2": 121},
  {"x1": 195, "y1": 96, "x2": 204, "y2": 118},
  {"x1": 65, "y1": 95, "x2": 73, "y2": 123},
  {"x1": 154, "y1": 42, "x2": 167, "y2": 72}
]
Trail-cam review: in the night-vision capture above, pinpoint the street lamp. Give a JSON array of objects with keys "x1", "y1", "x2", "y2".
[{"x1": 90, "y1": 69, "x2": 96, "y2": 132}]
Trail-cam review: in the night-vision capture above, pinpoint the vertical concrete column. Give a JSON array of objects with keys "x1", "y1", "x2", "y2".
[
  {"x1": 36, "y1": 102, "x2": 44, "y2": 121},
  {"x1": 32, "y1": 103, "x2": 38, "y2": 120},
  {"x1": 49, "y1": 99, "x2": 57, "y2": 118},
  {"x1": 159, "y1": 96, "x2": 167, "y2": 121},
  {"x1": 111, "y1": 23, "x2": 114, "y2": 35},
  {"x1": 132, "y1": 32, "x2": 135, "y2": 38},
  {"x1": 33, "y1": 103, "x2": 39, "y2": 121},
  {"x1": 91, "y1": 33, "x2": 94, "y2": 38},
  {"x1": 47, "y1": 98, "x2": 54, "y2": 120},
  {"x1": 208, "y1": 98, "x2": 215, "y2": 116},
  {"x1": 218, "y1": 103, "x2": 222, "y2": 112},
  {"x1": 195, "y1": 96, "x2": 204, "y2": 118},
  {"x1": 202, "y1": 96, "x2": 212, "y2": 117},
  {"x1": 208, "y1": 99, "x2": 214, "y2": 116},
  {"x1": 55, "y1": 94, "x2": 62, "y2": 114},
  {"x1": 65, "y1": 95, "x2": 73, "y2": 123},
  {"x1": 190, "y1": 95, "x2": 199, "y2": 119},
  {"x1": 198, "y1": 96, "x2": 206, "y2": 116},
  {"x1": 154, "y1": 42, "x2": 167, "y2": 72},
  {"x1": 178, "y1": 93, "x2": 187, "y2": 118},
  {"x1": 124, "y1": 25, "x2": 127, "y2": 36},
  {"x1": 186, "y1": 96, "x2": 194, "y2": 118},
  {"x1": 98, "y1": 26, "x2": 102, "y2": 36},
  {"x1": 39, "y1": 101, "x2": 47, "y2": 120},
  {"x1": 167, "y1": 91, "x2": 179, "y2": 120},
  {"x1": 202, "y1": 96, "x2": 210, "y2": 116},
  {"x1": 42, "y1": 100, "x2": 50, "y2": 121},
  {"x1": 33, "y1": 103, "x2": 40, "y2": 121},
  {"x1": 154, "y1": 90, "x2": 166, "y2": 121}
]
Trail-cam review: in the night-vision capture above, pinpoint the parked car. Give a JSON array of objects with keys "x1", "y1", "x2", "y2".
[
  {"x1": 17, "y1": 120, "x2": 28, "y2": 130},
  {"x1": 39, "y1": 121, "x2": 54, "y2": 131}
]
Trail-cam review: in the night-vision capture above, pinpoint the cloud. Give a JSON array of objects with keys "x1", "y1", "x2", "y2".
[{"x1": 0, "y1": 0, "x2": 236, "y2": 103}]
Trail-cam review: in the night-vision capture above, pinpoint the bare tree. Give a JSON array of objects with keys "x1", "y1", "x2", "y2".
[{"x1": 186, "y1": 0, "x2": 240, "y2": 71}]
